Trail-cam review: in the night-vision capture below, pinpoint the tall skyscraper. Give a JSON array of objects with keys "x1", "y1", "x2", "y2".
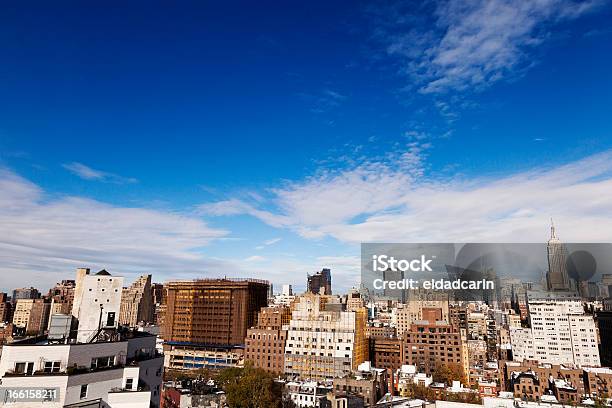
[
  {"x1": 162, "y1": 278, "x2": 269, "y2": 370},
  {"x1": 119, "y1": 274, "x2": 154, "y2": 327},
  {"x1": 546, "y1": 220, "x2": 571, "y2": 292},
  {"x1": 307, "y1": 268, "x2": 332, "y2": 295}
]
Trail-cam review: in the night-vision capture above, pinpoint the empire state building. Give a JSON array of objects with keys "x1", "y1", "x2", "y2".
[{"x1": 546, "y1": 220, "x2": 571, "y2": 291}]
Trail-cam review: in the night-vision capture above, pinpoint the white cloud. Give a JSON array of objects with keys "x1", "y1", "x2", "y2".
[
  {"x1": 0, "y1": 168, "x2": 229, "y2": 290},
  {"x1": 264, "y1": 238, "x2": 282, "y2": 246},
  {"x1": 380, "y1": 0, "x2": 602, "y2": 93},
  {"x1": 63, "y1": 162, "x2": 138, "y2": 184},
  {"x1": 245, "y1": 255, "x2": 266, "y2": 262},
  {"x1": 201, "y1": 150, "x2": 612, "y2": 243}
]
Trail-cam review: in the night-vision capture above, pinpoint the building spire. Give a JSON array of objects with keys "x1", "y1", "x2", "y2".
[{"x1": 550, "y1": 217, "x2": 556, "y2": 239}]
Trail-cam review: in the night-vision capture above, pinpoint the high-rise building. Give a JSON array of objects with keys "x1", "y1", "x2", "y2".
[
  {"x1": 119, "y1": 274, "x2": 154, "y2": 327},
  {"x1": 511, "y1": 299, "x2": 600, "y2": 367},
  {"x1": 244, "y1": 306, "x2": 291, "y2": 373},
  {"x1": 546, "y1": 221, "x2": 571, "y2": 292},
  {"x1": 284, "y1": 293, "x2": 368, "y2": 380},
  {"x1": 307, "y1": 268, "x2": 332, "y2": 295},
  {"x1": 401, "y1": 321, "x2": 469, "y2": 379},
  {"x1": 162, "y1": 278, "x2": 269, "y2": 370},
  {"x1": 71, "y1": 268, "x2": 124, "y2": 343},
  {"x1": 12, "y1": 298, "x2": 51, "y2": 336}
]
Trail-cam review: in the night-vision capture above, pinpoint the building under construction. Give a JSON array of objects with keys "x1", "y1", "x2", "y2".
[{"x1": 161, "y1": 278, "x2": 269, "y2": 370}]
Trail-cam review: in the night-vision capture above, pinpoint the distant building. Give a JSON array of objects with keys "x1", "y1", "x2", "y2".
[
  {"x1": 119, "y1": 274, "x2": 154, "y2": 327},
  {"x1": 12, "y1": 298, "x2": 51, "y2": 336},
  {"x1": 273, "y1": 284, "x2": 296, "y2": 307},
  {"x1": 11, "y1": 286, "x2": 40, "y2": 302},
  {"x1": 366, "y1": 323, "x2": 396, "y2": 339},
  {"x1": 244, "y1": 306, "x2": 290, "y2": 373},
  {"x1": 0, "y1": 292, "x2": 13, "y2": 323},
  {"x1": 285, "y1": 380, "x2": 332, "y2": 408},
  {"x1": 347, "y1": 288, "x2": 366, "y2": 311},
  {"x1": 284, "y1": 293, "x2": 368, "y2": 380},
  {"x1": 332, "y1": 361, "x2": 388, "y2": 408},
  {"x1": 161, "y1": 380, "x2": 226, "y2": 408},
  {"x1": 584, "y1": 367, "x2": 612, "y2": 399},
  {"x1": 71, "y1": 268, "x2": 124, "y2": 343},
  {"x1": 307, "y1": 268, "x2": 332, "y2": 295},
  {"x1": 47, "y1": 280, "x2": 76, "y2": 315},
  {"x1": 370, "y1": 337, "x2": 402, "y2": 372},
  {"x1": 501, "y1": 360, "x2": 585, "y2": 398},
  {"x1": 510, "y1": 299, "x2": 600, "y2": 367},
  {"x1": 401, "y1": 321, "x2": 469, "y2": 380},
  {"x1": 546, "y1": 221, "x2": 571, "y2": 292},
  {"x1": 395, "y1": 290, "x2": 449, "y2": 336},
  {"x1": 162, "y1": 278, "x2": 269, "y2": 370},
  {"x1": 0, "y1": 322, "x2": 13, "y2": 345},
  {"x1": 597, "y1": 310, "x2": 612, "y2": 366},
  {"x1": 151, "y1": 282, "x2": 164, "y2": 325}
]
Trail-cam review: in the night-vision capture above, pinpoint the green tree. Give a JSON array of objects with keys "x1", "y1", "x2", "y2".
[{"x1": 216, "y1": 363, "x2": 284, "y2": 408}]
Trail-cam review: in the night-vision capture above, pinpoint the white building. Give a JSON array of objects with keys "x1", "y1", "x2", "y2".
[
  {"x1": 396, "y1": 364, "x2": 433, "y2": 395},
  {"x1": 284, "y1": 381, "x2": 332, "y2": 408},
  {"x1": 0, "y1": 331, "x2": 162, "y2": 408},
  {"x1": 273, "y1": 284, "x2": 296, "y2": 307},
  {"x1": 72, "y1": 268, "x2": 124, "y2": 344},
  {"x1": 284, "y1": 293, "x2": 368, "y2": 380},
  {"x1": 510, "y1": 299, "x2": 600, "y2": 367}
]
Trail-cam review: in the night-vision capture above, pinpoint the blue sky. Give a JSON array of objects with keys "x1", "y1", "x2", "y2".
[{"x1": 1, "y1": 0, "x2": 612, "y2": 292}]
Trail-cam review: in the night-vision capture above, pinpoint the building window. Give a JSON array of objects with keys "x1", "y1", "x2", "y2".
[
  {"x1": 125, "y1": 378, "x2": 134, "y2": 390},
  {"x1": 91, "y1": 355, "x2": 114, "y2": 369},
  {"x1": 106, "y1": 312, "x2": 116, "y2": 327},
  {"x1": 44, "y1": 361, "x2": 61, "y2": 373},
  {"x1": 14, "y1": 362, "x2": 34, "y2": 375},
  {"x1": 80, "y1": 384, "x2": 88, "y2": 399}
]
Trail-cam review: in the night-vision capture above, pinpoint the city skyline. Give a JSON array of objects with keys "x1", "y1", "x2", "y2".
[{"x1": 2, "y1": 1, "x2": 612, "y2": 291}]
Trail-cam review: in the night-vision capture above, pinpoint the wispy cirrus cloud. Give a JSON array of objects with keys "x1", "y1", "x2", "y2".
[
  {"x1": 373, "y1": 0, "x2": 603, "y2": 94},
  {"x1": 200, "y1": 149, "x2": 612, "y2": 243},
  {"x1": 0, "y1": 168, "x2": 227, "y2": 289},
  {"x1": 0, "y1": 168, "x2": 339, "y2": 292},
  {"x1": 63, "y1": 162, "x2": 138, "y2": 184}
]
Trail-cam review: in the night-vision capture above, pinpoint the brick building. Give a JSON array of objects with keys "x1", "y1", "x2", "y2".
[
  {"x1": 401, "y1": 321, "x2": 468, "y2": 379},
  {"x1": 244, "y1": 306, "x2": 290, "y2": 374},
  {"x1": 370, "y1": 337, "x2": 402, "y2": 372},
  {"x1": 162, "y1": 278, "x2": 269, "y2": 370}
]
